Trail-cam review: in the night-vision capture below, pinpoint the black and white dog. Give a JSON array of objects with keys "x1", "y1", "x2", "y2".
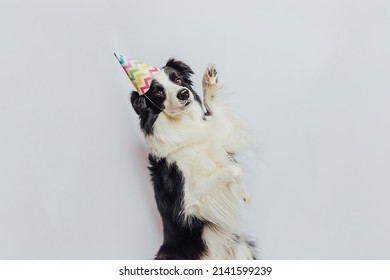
[{"x1": 130, "y1": 59, "x2": 256, "y2": 259}]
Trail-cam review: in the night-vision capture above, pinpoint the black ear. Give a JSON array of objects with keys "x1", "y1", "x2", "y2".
[
  {"x1": 165, "y1": 58, "x2": 194, "y2": 85},
  {"x1": 130, "y1": 91, "x2": 147, "y2": 115}
]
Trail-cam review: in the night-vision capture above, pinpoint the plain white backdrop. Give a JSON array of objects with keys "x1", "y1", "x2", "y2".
[{"x1": 1, "y1": 0, "x2": 389, "y2": 259}]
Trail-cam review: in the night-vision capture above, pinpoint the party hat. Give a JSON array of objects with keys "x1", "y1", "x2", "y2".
[{"x1": 114, "y1": 53, "x2": 159, "y2": 95}]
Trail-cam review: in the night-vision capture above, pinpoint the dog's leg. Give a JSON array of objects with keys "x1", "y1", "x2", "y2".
[
  {"x1": 184, "y1": 164, "x2": 249, "y2": 231},
  {"x1": 202, "y1": 64, "x2": 251, "y2": 154},
  {"x1": 202, "y1": 64, "x2": 220, "y2": 116}
]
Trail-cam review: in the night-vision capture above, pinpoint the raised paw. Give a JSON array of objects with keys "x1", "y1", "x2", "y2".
[{"x1": 202, "y1": 64, "x2": 219, "y2": 88}]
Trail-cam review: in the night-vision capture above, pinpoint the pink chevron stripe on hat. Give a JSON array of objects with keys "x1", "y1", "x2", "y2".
[{"x1": 114, "y1": 53, "x2": 159, "y2": 95}]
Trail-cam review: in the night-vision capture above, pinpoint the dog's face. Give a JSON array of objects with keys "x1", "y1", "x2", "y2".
[
  {"x1": 131, "y1": 59, "x2": 202, "y2": 134},
  {"x1": 148, "y1": 68, "x2": 194, "y2": 116}
]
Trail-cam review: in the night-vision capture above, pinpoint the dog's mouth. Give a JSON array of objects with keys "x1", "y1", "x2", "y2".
[{"x1": 179, "y1": 100, "x2": 191, "y2": 109}]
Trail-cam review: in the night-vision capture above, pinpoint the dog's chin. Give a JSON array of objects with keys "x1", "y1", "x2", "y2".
[
  {"x1": 164, "y1": 101, "x2": 193, "y2": 118},
  {"x1": 180, "y1": 100, "x2": 193, "y2": 112}
]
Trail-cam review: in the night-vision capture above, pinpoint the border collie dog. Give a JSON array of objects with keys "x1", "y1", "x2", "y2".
[{"x1": 130, "y1": 59, "x2": 256, "y2": 260}]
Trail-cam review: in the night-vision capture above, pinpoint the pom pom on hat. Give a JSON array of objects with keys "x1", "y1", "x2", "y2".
[{"x1": 114, "y1": 53, "x2": 159, "y2": 95}]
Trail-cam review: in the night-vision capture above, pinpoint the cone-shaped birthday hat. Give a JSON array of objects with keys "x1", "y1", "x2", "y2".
[{"x1": 114, "y1": 53, "x2": 159, "y2": 95}]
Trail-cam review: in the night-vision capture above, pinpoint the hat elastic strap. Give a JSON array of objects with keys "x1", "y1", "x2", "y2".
[{"x1": 144, "y1": 94, "x2": 164, "y2": 112}]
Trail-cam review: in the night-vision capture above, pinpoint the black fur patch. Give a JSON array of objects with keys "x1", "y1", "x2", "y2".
[
  {"x1": 144, "y1": 80, "x2": 166, "y2": 113},
  {"x1": 164, "y1": 58, "x2": 194, "y2": 86},
  {"x1": 130, "y1": 91, "x2": 159, "y2": 136},
  {"x1": 148, "y1": 155, "x2": 207, "y2": 259}
]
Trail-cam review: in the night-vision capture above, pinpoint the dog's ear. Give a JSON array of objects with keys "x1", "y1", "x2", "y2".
[
  {"x1": 165, "y1": 58, "x2": 194, "y2": 85},
  {"x1": 130, "y1": 91, "x2": 147, "y2": 115}
]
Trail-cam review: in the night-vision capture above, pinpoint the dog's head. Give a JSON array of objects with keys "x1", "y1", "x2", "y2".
[{"x1": 131, "y1": 58, "x2": 202, "y2": 134}]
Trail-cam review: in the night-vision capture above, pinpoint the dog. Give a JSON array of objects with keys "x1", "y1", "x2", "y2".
[{"x1": 130, "y1": 58, "x2": 256, "y2": 259}]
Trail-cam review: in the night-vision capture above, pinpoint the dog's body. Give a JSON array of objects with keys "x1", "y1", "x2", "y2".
[{"x1": 130, "y1": 59, "x2": 256, "y2": 259}]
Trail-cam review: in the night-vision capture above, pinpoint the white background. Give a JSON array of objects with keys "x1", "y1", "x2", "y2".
[{"x1": 0, "y1": 0, "x2": 389, "y2": 259}]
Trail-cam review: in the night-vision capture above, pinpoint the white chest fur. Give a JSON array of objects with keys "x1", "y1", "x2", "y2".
[
  {"x1": 146, "y1": 102, "x2": 252, "y2": 259},
  {"x1": 167, "y1": 137, "x2": 252, "y2": 260}
]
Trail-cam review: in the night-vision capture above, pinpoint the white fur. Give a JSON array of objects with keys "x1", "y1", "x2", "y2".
[{"x1": 146, "y1": 65, "x2": 253, "y2": 259}]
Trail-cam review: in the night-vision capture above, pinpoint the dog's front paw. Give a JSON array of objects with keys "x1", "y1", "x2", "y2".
[{"x1": 202, "y1": 64, "x2": 219, "y2": 88}]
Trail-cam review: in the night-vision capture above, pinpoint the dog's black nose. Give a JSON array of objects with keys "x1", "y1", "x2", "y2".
[{"x1": 177, "y1": 89, "x2": 190, "y2": 100}]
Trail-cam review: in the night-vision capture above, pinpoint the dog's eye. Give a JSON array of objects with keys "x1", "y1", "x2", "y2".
[
  {"x1": 175, "y1": 78, "x2": 182, "y2": 85},
  {"x1": 155, "y1": 90, "x2": 163, "y2": 97}
]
